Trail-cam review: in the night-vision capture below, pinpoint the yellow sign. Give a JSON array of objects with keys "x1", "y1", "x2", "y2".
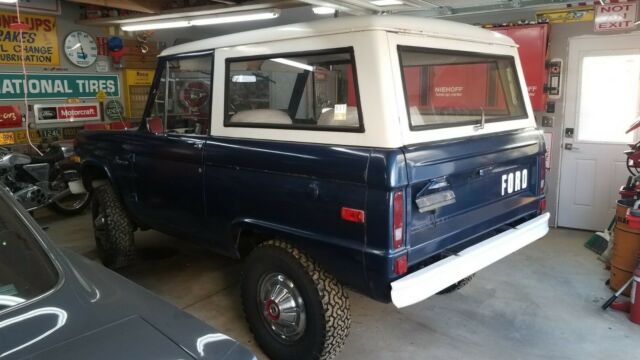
[
  {"x1": 537, "y1": 6, "x2": 594, "y2": 24},
  {"x1": 0, "y1": 11, "x2": 59, "y2": 65},
  {"x1": 125, "y1": 70, "x2": 155, "y2": 86},
  {"x1": 96, "y1": 90, "x2": 106, "y2": 102},
  {"x1": 13, "y1": 129, "x2": 41, "y2": 144},
  {"x1": 0, "y1": 131, "x2": 15, "y2": 145}
]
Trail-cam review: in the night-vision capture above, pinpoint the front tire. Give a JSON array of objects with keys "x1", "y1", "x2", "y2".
[
  {"x1": 92, "y1": 184, "x2": 135, "y2": 269},
  {"x1": 242, "y1": 240, "x2": 350, "y2": 360}
]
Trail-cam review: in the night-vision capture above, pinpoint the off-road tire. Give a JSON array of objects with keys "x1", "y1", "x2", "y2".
[
  {"x1": 92, "y1": 184, "x2": 135, "y2": 269},
  {"x1": 437, "y1": 274, "x2": 475, "y2": 294},
  {"x1": 242, "y1": 240, "x2": 350, "y2": 360}
]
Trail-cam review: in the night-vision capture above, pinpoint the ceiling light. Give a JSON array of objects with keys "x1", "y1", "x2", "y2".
[
  {"x1": 271, "y1": 58, "x2": 314, "y2": 71},
  {"x1": 190, "y1": 9, "x2": 280, "y2": 26},
  {"x1": 313, "y1": 7, "x2": 336, "y2": 15},
  {"x1": 370, "y1": 0, "x2": 404, "y2": 6},
  {"x1": 0, "y1": 0, "x2": 18, "y2": 3},
  {"x1": 122, "y1": 20, "x2": 190, "y2": 31}
]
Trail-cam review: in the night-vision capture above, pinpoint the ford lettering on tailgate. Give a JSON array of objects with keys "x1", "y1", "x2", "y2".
[{"x1": 501, "y1": 169, "x2": 528, "y2": 196}]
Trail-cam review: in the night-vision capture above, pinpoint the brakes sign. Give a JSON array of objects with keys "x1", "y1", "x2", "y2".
[
  {"x1": 35, "y1": 103, "x2": 100, "y2": 123},
  {"x1": 501, "y1": 169, "x2": 528, "y2": 196}
]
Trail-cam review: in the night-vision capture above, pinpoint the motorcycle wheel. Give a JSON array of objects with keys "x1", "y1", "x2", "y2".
[{"x1": 49, "y1": 192, "x2": 91, "y2": 215}]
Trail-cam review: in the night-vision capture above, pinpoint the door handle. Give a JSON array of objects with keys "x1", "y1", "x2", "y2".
[
  {"x1": 564, "y1": 143, "x2": 580, "y2": 151},
  {"x1": 194, "y1": 142, "x2": 203, "y2": 149}
]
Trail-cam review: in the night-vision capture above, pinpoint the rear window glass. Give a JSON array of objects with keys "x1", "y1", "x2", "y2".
[
  {"x1": 399, "y1": 46, "x2": 527, "y2": 130},
  {"x1": 0, "y1": 199, "x2": 58, "y2": 311},
  {"x1": 225, "y1": 48, "x2": 362, "y2": 131}
]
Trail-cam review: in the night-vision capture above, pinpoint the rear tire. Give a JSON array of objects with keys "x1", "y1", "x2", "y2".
[
  {"x1": 437, "y1": 274, "x2": 475, "y2": 294},
  {"x1": 242, "y1": 240, "x2": 350, "y2": 360},
  {"x1": 92, "y1": 184, "x2": 135, "y2": 269}
]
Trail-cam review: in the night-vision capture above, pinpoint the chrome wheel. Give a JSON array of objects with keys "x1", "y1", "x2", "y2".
[
  {"x1": 257, "y1": 272, "x2": 306, "y2": 343},
  {"x1": 55, "y1": 192, "x2": 90, "y2": 211}
]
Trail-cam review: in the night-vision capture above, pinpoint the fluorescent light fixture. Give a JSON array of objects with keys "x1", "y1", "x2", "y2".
[
  {"x1": 271, "y1": 58, "x2": 314, "y2": 71},
  {"x1": 232, "y1": 75, "x2": 257, "y2": 83},
  {"x1": 121, "y1": 9, "x2": 279, "y2": 31},
  {"x1": 370, "y1": 0, "x2": 403, "y2": 6},
  {"x1": 0, "y1": 0, "x2": 17, "y2": 3},
  {"x1": 313, "y1": 6, "x2": 336, "y2": 15},
  {"x1": 122, "y1": 20, "x2": 190, "y2": 31},
  {"x1": 190, "y1": 9, "x2": 280, "y2": 26}
]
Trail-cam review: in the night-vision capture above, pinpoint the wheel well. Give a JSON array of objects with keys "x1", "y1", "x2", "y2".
[
  {"x1": 82, "y1": 164, "x2": 110, "y2": 191},
  {"x1": 236, "y1": 227, "x2": 271, "y2": 259}
]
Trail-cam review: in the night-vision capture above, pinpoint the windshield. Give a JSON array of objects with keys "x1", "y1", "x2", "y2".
[
  {"x1": 399, "y1": 46, "x2": 527, "y2": 130},
  {"x1": 0, "y1": 195, "x2": 58, "y2": 311}
]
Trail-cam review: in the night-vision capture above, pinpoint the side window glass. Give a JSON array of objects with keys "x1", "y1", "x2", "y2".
[
  {"x1": 148, "y1": 55, "x2": 212, "y2": 135},
  {"x1": 225, "y1": 48, "x2": 362, "y2": 131}
]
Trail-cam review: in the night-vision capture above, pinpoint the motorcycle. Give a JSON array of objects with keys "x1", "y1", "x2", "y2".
[{"x1": 0, "y1": 143, "x2": 90, "y2": 215}]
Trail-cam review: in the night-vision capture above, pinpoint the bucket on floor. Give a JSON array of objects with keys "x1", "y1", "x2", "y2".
[
  {"x1": 611, "y1": 227, "x2": 640, "y2": 272},
  {"x1": 610, "y1": 265, "x2": 633, "y2": 297},
  {"x1": 616, "y1": 198, "x2": 636, "y2": 232}
]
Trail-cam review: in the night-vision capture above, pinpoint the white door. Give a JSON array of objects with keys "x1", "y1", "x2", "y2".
[{"x1": 558, "y1": 34, "x2": 640, "y2": 230}]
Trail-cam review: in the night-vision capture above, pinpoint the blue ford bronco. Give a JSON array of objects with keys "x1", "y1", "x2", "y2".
[{"x1": 76, "y1": 16, "x2": 549, "y2": 360}]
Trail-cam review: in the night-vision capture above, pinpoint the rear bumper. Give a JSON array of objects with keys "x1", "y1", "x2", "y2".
[{"x1": 390, "y1": 212, "x2": 549, "y2": 308}]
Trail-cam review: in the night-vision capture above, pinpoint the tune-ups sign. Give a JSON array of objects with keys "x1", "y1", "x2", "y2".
[{"x1": 34, "y1": 103, "x2": 101, "y2": 123}]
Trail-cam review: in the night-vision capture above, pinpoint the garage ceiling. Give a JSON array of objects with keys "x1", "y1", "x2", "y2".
[{"x1": 68, "y1": 0, "x2": 587, "y2": 26}]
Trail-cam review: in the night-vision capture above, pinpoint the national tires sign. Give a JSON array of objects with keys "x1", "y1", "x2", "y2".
[
  {"x1": 34, "y1": 103, "x2": 101, "y2": 123},
  {"x1": 0, "y1": 73, "x2": 120, "y2": 100}
]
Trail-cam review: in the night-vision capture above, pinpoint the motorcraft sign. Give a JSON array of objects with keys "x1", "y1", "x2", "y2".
[
  {"x1": 0, "y1": 73, "x2": 120, "y2": 100},
  {"x1": 34, "y1": 103, "x2": 100, "y2": 123}
]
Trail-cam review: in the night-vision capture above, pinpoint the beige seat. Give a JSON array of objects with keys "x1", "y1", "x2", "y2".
[
  {"x1": 317, "y1": 106, "x2": 359, "y2": 127},
  {"x1": 230, "y1": 109, "x2": 292, "y2": 124}
]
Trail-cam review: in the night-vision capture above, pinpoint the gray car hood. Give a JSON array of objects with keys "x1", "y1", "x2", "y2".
[{"x1": 0, "y1": 249, "x2": 254, "y2": 360}]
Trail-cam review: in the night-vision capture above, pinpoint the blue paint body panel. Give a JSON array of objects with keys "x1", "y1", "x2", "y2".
[{"x1": 76, "y1": 127, "x2": 545, "y2": 303}]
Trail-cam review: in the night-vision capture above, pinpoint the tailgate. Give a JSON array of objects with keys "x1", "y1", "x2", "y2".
[{"x1": 402, "y1": 129, "x2": 544, "y2": 264}]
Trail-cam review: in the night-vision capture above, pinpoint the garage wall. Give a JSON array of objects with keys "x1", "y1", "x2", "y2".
[
  {"x1": 449, "y1": 10, "x2": 638, "y2": 227},
  {"x1": 0, "y1": 3, "x2": 122, "y2": 127}
]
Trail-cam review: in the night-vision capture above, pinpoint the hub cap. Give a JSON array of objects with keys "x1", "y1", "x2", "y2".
[{"x1": 257, "y1": 273, "x2": 306, "y2": 343}]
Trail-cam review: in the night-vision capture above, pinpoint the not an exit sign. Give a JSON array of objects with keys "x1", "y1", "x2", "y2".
[{"x1": 594, "y1": 2, "x2": 638, "y2": 32}]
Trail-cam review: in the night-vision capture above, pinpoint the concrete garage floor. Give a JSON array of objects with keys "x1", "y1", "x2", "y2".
[{"x1": 38, "y1": 210, "x2": 640, "y2": 360}]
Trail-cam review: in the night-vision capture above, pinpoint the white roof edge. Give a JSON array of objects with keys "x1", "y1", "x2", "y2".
[{"x1": 160, "y1": 15, "x2": 516, "y2": 57}]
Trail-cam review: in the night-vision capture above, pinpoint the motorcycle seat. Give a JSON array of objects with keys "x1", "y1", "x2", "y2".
[{"x1": 29, "y1": 145, "x2": 64, "y2": 164}]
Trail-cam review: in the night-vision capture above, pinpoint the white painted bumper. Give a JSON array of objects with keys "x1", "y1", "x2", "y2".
[{"x1": 391, "y1": 212, "x2": 550, "y2": 308}]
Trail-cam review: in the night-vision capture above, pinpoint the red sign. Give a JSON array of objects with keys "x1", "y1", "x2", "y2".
[
  {"x1": 34, "y1": 103, "x2": 101, "y2": 123},
  {"x1": 57, "y1": 105, "x2": 99, "y2": 120},
  {"x1": 0, "y1": 106, "x2": 22, "y2": 128}
]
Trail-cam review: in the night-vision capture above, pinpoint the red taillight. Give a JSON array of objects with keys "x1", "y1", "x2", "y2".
[
  {"x1": 539, "y1": 155, "x2": 546, "y2": 194},
  {"x1": 341, "y1": 207, "x2": 365, "y2": 223},
  {"x1": 539, "y1": 198, "x2": 547, "y2": 213},
  {"x1": 394, "y1": 255, "x2": 408, "y2": 275},
  {"x1": 393, "y1": 191, "x2": 404, "y2": 250}
]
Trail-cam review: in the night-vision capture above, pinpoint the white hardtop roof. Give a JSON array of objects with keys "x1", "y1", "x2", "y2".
[{"x1": 160, "y1": 15, "x2": 516, "y2": 57}]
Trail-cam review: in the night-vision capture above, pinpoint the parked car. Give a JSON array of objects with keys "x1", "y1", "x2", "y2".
[
  {"x1": 0, "y1": 186, "x2": 255, "y2": 360},
  {"x1": 75, "y1": 15, "x2": 549, "y2": 360}
]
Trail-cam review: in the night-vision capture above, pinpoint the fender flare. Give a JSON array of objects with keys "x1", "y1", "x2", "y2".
[{"x1": 80, "y1": 159, "x2": 115, "y2": 192}]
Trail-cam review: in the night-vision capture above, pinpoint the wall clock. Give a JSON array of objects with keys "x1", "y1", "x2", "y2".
[{"x1": 64, "y1": 31, "x2": 98, "y2": 67}]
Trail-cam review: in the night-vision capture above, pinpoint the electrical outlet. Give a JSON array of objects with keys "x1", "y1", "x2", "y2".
[{"x1": 542, "y1": 116, "x2": 553, "y2": 128}]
